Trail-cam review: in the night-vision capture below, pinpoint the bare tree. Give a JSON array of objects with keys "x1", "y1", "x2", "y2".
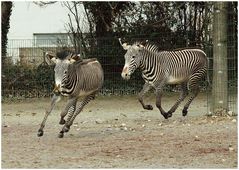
[
  {"x1": 33, "y1": 1, "x2": 56, "y2": 7},
  {"x1": 63, "y1": 1, "x2": 87, "y2": 56},
  {"x1": 83, "y1": 2, "x2": 132, "y2": 37}
]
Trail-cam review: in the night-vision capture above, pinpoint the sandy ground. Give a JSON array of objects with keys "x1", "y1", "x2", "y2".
[{"x1": 2, "y1": 93, "x2": 238, "y2": 168}]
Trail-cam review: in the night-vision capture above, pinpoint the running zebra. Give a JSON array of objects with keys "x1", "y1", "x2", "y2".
[
  {"x1": 37, "y1": 51, "x2": 104, "y2": 138},
  {"x1": 119, "y1": 38, "x2": 208, "y2": 119}
]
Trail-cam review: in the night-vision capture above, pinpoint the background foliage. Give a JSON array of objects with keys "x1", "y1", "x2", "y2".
[{"x1": 2, "y1": 2, "x2": 237, "y2": 111}]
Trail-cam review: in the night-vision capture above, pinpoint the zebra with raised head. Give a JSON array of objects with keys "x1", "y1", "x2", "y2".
[
  {"x1": 37, "y1": 51, "x2": 104, "y2": 138},
  {"x1": 119, "y1": 38, "x2": 208, "y2": 119}
]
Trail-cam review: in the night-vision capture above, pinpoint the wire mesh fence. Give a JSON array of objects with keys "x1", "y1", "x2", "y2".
[
  {"x1": 3, "y1": 38, "x2": 144, "y2": 99},
  {"x1": 2, "y1": 35, "x2": 237, "y2": 113}
]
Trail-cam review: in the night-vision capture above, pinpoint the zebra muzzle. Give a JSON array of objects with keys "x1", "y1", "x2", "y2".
[
  {"x1": 121, "y1": 66, "x2": 131, "y2": 80},
  {"x1": 53, "y1": 84, "x2": 61, "y2": 95},
  {"x1": 121, "y1": 72, "x2": 131, "y2": 80}
]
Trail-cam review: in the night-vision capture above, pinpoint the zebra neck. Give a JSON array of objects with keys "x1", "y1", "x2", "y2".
[
  {"x1": 140, "y1": 52, "x2": 158, "y2": 74},
  {"x1": 140, "y1": 52, "x2": 160, "y2": 82},
  {"x1": 61, "y1": 68, "x2": 77, "y2": 95}
]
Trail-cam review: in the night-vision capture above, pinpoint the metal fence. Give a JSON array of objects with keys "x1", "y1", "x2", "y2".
[
  {"x1": 3, "y1": 38, "x2": 145, "y2": 98},
  {"x1": 2, "y1": 37, "x2": 237, "y2": 113}
]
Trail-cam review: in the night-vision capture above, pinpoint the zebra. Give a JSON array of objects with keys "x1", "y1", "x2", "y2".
[
  {"x1": 37, "y1": 51, "x2": 104, "y2": 138},
  {"x1": 119, "y1": 38, "x2": 208, "y2": 119}
]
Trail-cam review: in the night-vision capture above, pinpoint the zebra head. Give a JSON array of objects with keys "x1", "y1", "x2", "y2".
[
  {"x1": 119, "y1": 38, "x2": 145, "y2": 80},
  {"x1": 46, "y1": 51, "x2": 81, "y2": 94}
]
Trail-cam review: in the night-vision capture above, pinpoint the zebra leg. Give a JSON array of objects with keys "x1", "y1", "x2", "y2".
[
  {"x1": 58, "y1": 94, "x2": 95, "y2": 138},
  {"x1": 155, "y1": 88, "x2": 168, "y2": 119},
  {"x1": 167, "y1": 83, "x2": 189, "y2": 117},
  {"x1": 59, "y1": 98, "x2": 77, "y2": 125},
  {"x1": 138, "y1": 83, "x2": 153, "y2": 110},
  {"x1": 37, "y1": 94, "x2": 60, "y2": 137},
  {"x1": 182, "y1": 87, "x2": 199, "y2": 116},
  {"x1": 58, "y1": 103, "x2": 78, "y2": 138},
  {"x1": 182, "y1": 74, "x2": 202, "y2": 116}
]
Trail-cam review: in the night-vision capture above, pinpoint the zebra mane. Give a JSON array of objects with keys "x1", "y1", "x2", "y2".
[
  {"x1": 144, "y1": 43, "x2": 160, "y2": 53},
  {"x1": 132, "y1": 41, "x2": 160, "y2": 53},
  {"x1": 56, "y1": 50, "x2": 71, "y2": 60},
  {"x1": 74, "y1": 58, "x2": 97, "y2": 66}
]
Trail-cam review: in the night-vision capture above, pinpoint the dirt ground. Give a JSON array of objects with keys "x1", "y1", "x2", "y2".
[{"x1": 2, "y1": 93, "x2": 238, "y2": 168}]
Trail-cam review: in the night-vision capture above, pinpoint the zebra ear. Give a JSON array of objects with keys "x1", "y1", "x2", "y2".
[
  {"x1": 119, "y1": 38, "x2": 131, "y2": 50},
  {"x1": 134, "y1": 44, "x2": 144, "y2": 50},
  {"x1": 69, "y1": 54, "x2": 82, "y2": 63},
  {"x1": 139, "y1": 40, "x2": 148, "y2": 48},
  {"x1": 45, "y1": 52, "x2": 57, "y2": 64},
  {"x1": 122, "y1": 43, "x2": 131, "y2": 50}
]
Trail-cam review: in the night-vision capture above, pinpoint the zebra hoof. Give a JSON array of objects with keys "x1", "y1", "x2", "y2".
[
  {"x1": 59, "y1": 119, "x2": 66, "y2": 125},
  {"x1": 145, "y1": 105, "x2": 153, "y2": 110},
  {"x1": 182, "y1": 109, "x2": 188, "y2": 116},
  {"x1": 167, "y1": 112, "x2": 172, "y2": 118},
  {"x1": 58, "y1": 132, "x2": 64, "y2": 138},
  {"x1": 63, "y1": 126, "x2": 70, "y2": 133},
  {"x1": 37, "y1": 129, "x2": 44, "y2": 137},
  {"x1": 162, "y1": 113, "x2": 169, "y2": 119}
]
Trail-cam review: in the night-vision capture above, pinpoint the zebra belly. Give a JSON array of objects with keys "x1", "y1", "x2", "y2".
[
  {"x1": 60, "y1": 89, "x2": 96, "y2": 97},
  {"x1": 78, "y1": 90, "x2": 95, "y2": 97},
  {"x1": 167, "y1": 76, "x2": 186, "y2": 84}
]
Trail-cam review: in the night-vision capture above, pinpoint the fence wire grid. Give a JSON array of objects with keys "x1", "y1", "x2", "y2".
[{"x1": 2, "y1": 36, "x2": 237, "y2": 113}]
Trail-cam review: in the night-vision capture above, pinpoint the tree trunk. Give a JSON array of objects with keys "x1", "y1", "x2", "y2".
[
  {"x1": 211, "y1": 2, "x2": 228, "y2": 113},
  {"x1": 1, "y1": 1, "x2": 12, "y2": 65}
]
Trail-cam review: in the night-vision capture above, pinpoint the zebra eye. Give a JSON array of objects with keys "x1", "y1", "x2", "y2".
[
  {"x1": 64, "y1": 70, "x2": 67, "y2": 74},
  {"x1": 132, "y1": 56, "x2": 135, "y2": 59}
]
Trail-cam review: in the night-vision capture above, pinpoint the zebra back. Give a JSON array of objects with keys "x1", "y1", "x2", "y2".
[{"x1": 64, "y1": 59, "x2": 104, "y2": 97}]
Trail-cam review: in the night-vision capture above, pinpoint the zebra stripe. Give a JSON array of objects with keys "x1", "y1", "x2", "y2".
[
  {"x1": 121, "y1": 41, "x2": 208, "y2": 119},
  {"x1": 38, "y1": 53, "x2": 104, "y2": 138},
  {"x1": 138, "y1": 47, "x2": 207, "y2": 87}
]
